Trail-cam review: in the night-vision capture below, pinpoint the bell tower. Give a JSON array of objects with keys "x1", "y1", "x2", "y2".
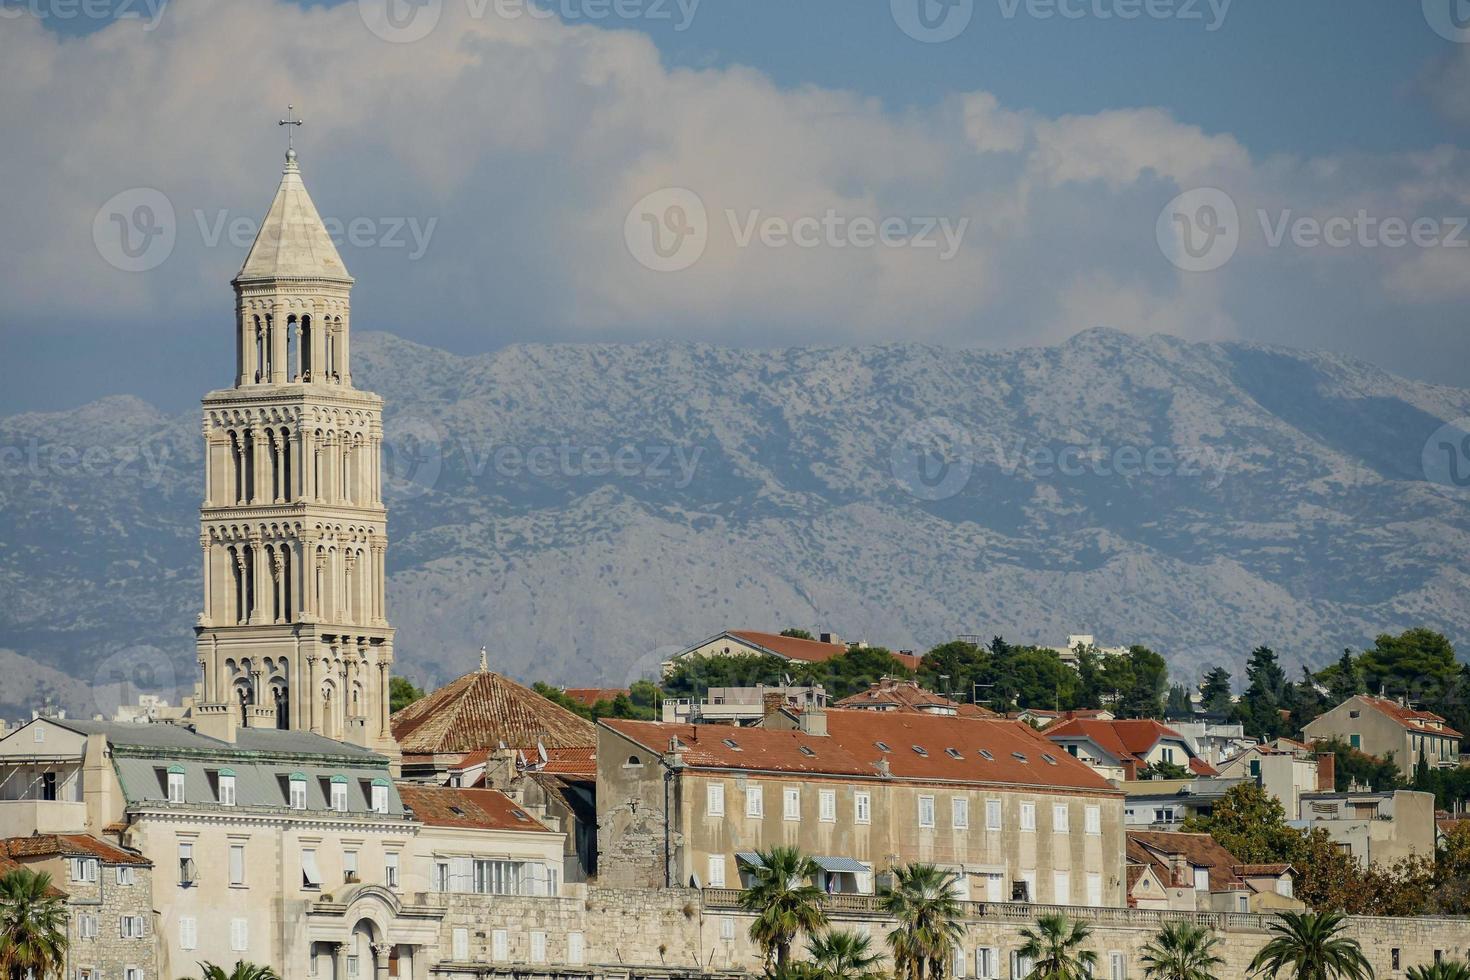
[{"x1": 194, "y1": 131, "x2": 398, "y2": 763}]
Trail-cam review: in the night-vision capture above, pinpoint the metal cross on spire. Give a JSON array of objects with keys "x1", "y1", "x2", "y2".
[{"x1": 278, "y1": 104, "x2": 303, "y2": 153}]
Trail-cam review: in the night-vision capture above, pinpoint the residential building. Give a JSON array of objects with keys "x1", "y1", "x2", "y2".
[
  {"x1": 0, "y1": 834, "x2": 159, "y2": 980},
  {"x1": 835, "y1": 678, "x2": 999, "y2": 718},
  {"x1": 1125, "y1": 831, "x2": 1302, "y2": 914},
  {"x1": 1045, "y1": 635, "x2": 1129, "y2": 669},
  {"x1": 396, "y1": 784, "x2": 567, "y2": 899},
  {"x1": 1046, "y1": 718, "x2": 1219, "y2": 781},
  {"x1": 1014, "y1": 708, "x2": 1115, "y2": 728},
  {"x1": 661, "y1": 684, "x2": 829, "y2": 726},
  {"x1": 1303, "y1": 695, "x2": 1462, "y2": 777},
  {"x1": 1122, "y1": 778, "x2": 1251, "y2": 829},
  {"x1": 597, "y1": 708, "x2": 1127, "y2": 907},
  {"x1": 1295, "y1": 790, "x2": 1438, "y2": 867},
  {"x1": 1217, "y1": 743, "x2": 1334, "y2": 815},
  {"x1": 1165, "y1": 720, "x2": 1255, "y2": 767},
  {"x1": 660, "y1": 630, "x2": 922, "y2": 676}
]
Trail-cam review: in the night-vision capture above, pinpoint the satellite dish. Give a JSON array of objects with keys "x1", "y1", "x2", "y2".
[{"x1": 537, "y1": 741, "x2": 548, "y2": 762}]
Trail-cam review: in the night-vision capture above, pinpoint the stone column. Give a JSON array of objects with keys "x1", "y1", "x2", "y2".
[
  {"x1": 250, "y1": 425, "x2": 267, "y2": 504},
  {"x1": 323, "y1": 433, "x2": 337, "y2": 504},
  {"x1": 249, "y1": 534, "x2": 266, "y2": 624},
  {"x1": 339, "y1": 315, "x2": 351, "y2": 385},
  {"x1": 333, "y1": 943, "x2": 347, "y2": 980},
  {"x1": 271, "y1": 310, "x2": 288, "y2": 385},
  {"x1": 272, "y1": 549, "x2": 285, "y2": 623},
  {"x1": 377, "y1": 659, "x2": 391, "y2": 738},
  {"x1": 200, "y1": 536, "x2": 213, "y2": 626},
  {"x1": 307, "y1": 654, "x2": 321, "y2": 734}
]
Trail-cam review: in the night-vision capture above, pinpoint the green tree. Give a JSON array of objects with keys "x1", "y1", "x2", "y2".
[
  {"x1": 1182, "y1": 783, "x2": 1301, "y2": 864},
  {"x1": 919, "y1": 640, "x2": 990, "y2": 701},
  {"x1": 1199, "y1": 667, "x2": 1232, "y2": 715},
  {"x1": 1138, "y1": 921, "x2": 1225, "y2": 980},
  {"x1": 1074, "y1": 647, "x2": 1105, "y2": 711},
  {"x1": 1287, "y1": 664, "x2": 1332, "y2": 734},
  {"x1": 1315, "y1": 738, "x2": 1400, "y2": 793},
  {"x1": 388, "y1": 676, "x2": 426, "y2": 714},
  {"x1": 1119, "y1": 645, "x2": 1169, "y2": 719},
  {"x1": 1165, "y1": 684, "x2": 1193, "y2": 718},
  {"x1": 994, "y1": 647, "x2": 1078, "y2": 711},
  {"x1": 661, "y1": 653, "x2": 788, "y2": 699},
  {"x1": 1319, "y1": 650, "x2": 1363, "y2": 705},
  {"x1": 195, "y1": 964, "x2": 283, "y2": 980},
  {"x1": 781, "y1": 628, "x2": 815, "y2": 641},
  {"x1": 1015, "y1": 913, "x2": 1098, "y2": 980},
  {"x1": 739, "y1": 847, "x2": 829, "y2": 975},
  {"x1": 0, "y1": 868, "x2": 68, "y2": 980},
  {"x1": 1406, "y1": 963, "x2": 1470, "y2": 980},
  {"x1": 806, "y1": 930, "x2": 885, "y2": 980},
  {"x1": 1247, "y1": 911, "x2": 1372, "y2": 980},
  {"x1": 1358, "y1": 628, "x2": 1459, "y2": 705},
  {"x1": 1234, "y1": 646, "x2": 1289, "y2": 738},
  {"x1": 1139, "y1": 760, "x2": 1191, "y2": 780},
  {"x1": 1414, "y1": 750, "x2": 1434, "y2": 792},
  {"x1": 881, "y1": 864, "x2": 965, "y2": 980}
]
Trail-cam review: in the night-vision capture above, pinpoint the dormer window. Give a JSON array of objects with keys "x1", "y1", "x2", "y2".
[
  {"x1": 167, "y1": 766, "x2": 186, "y2": 804},
  {"x1": 330, "y1": 775, "x2": 348, "y2": 812},
  {"x1": 218, "y1": 770, "x2": 236, "y2": 807},
  {"x1": 370, "y1": 778, "x2": 390, "y2": 815},
  {"x1": 288, "y1": 773, "x2": 307, "y2": 810}
]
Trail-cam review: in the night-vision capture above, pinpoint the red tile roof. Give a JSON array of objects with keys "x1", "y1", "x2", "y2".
[
  {"x1": 563, "y1": 688, "x2": 629, "y2": 708},
  {"x1": 391, "y1": 669, "x2": 597, "y2": 755},
  {"x1": 602, "y1": 710, "x2": 1118, "y2": 794},
  {"x1": 1355, "y1": 696, "x2": 1462, "y2": 739},
  {"x1": 1046, "y1": 719, "x2": 1218, "y2": 777},
  {"x1": 397, "y1": 784, "x2": 550, "y2": 832},
  {"x1": 1126, "y1": 831, "x2": 1247, "y2": 892},
  {"x1": 724, "y1": 632, "x2": 923, "y2": 672},
  {"x1": 0, "y1": 834, "x2": 150, "y2": 867},
  {"x1": 835, "y1": 679, "x2": 999, "y2": 718}
]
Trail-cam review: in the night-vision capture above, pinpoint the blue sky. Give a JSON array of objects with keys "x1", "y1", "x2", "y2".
[{"x1": 3, "y1": 0, "x2": 1469, "y2": 411}]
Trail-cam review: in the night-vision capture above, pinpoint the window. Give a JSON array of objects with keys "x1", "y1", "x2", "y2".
[
  {"x1": 71, "y1": 857, "x2": 98, "y2": 883},
  {"x1": 1160, "y1": 747, "x2": 1176, "y2": 764},
  {"x1": 330, "y1": 781, "x2": 348, "y2": 812},
  {"x1": 854, "y1": 791, "x2": 871, "y2": 824},
  {"x1": 1020, "y1": 802, "x2": 1036, "y2": 832},
  {"x1": 954, "y1": 945, "x2": 967, "y2": 978},
  {"x1": 289, "y1": 775, "x2": 307, "y2": 810},
  {"x1": 451, "y1": 928, "x2": 469, "y2": 961},
  {"x1": 1085, "y1": 805, "x2": 1101, "y2": 835},
  {"x1": 179, "y1": 917, "x2": 197, "y2": 951},
  {"x1": 177, "y1": 843, "x2": 195, "y2": 887},
  {"x1": 1249, "y1": 758, "x2": 1261, "y2": 778},
  {"x1": 33, "y1": 725, "x2": 44, "y2": 743},
  {"x1": 371, "y1": 781, "x2": 389, "y2": 814},
  {"x1": 1349, "y1": 734, "x2": 1361, "y2": 749},
  {"x1": 976, "y1": 947, "x2": 1000, "y2": 980},
  {"x1": 168, "y1": 769, "x2": 186, "y2": 803},
  {"x1": 986, "y1": 799, "x2": 1002, "y2": 831},
  {"x1": 125, "y1": 968, "x2": 143, "y2": 980},
  {"x1": 1193, "y1": 867, "x2": 1209, "y2": 892},
  {"x1": 434, "y1": 860, "x2": 450, "y2": 892},
  {"x1": 707, "y1": 783, "x2": 725, "y2": 816},
  {"x1": 983, "y1": 872, "x2": 1004, "y2": 903},
  {"x1": 721, "y1": 916, "x2": 736, "y2": 941},
  {"x1": 120, "y1": 915, "x2": 146, "y2": 939},
  {"x1": 568, "y1": 933, "x2": 585, "y2": 965},
  {"x1": 747, "y1": 784, "x2": 764, "y2": 817},
  {"x1": 1020, "y1": 871, "x2": 1037, "y2": 904},
  {"x1": 385, "y1": 852, "x2": 400, "y2": 889},
  {"x1": 1053, "y1": 871, "x2": 1070, "y2": 905},
  {"x1": 918, "y1": 795, "x2": 936, "y2": 828},
  {"x1": 708, "y1": 855, "x2": 726, "y2": 888},
  {"x1": 784, "y1": 787, "x2": 801, "y2": 820},
  {"x1": 302, "y1": 849, "x2": 322, "y2": 890},
  {"x1": 229, "y1": 844, "x2": 246, "y2": 886},
  {"x1": 952, "y1": 797, "x2": 969, "y2": 829},
  {"x1": 1053, "y1": 803, "x2": 1069, "y2": 833},
  {"x1": 218, "y1": 772, "x2": 236, "y2": 806},
  {"x1": 1391, "y1": 949, "x2": 1400, "y2": 971},
  {"x1": 491, "y1": 929, "x2": 509, "y2": 962},
  {"x1": 819, "y1": 789, "x2": 836, "y2": 823},
  {"x1": 530, "y1": 931, "x2": 547, "y2": 964},
  {"x1": 78, "y1": 913, "x2": 98, "y2": 939},
  {"x1": 1086, "y1": 873, "x2": 1103, "y2": 907},
  {"x1": 1109, "y1": 951, "x2": 1126, "y2": 980},
  {"x1": 115, "y1": 866, "x2": 135, "y2": 886},
  {"x1": 1013, "y1": 952, "x2": 1036, "y2": 979},
  {"x1": 343, "y1": 849, "x2": 359, "y2": 880}
]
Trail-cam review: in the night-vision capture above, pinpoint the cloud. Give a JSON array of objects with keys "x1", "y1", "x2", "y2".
[{"x1": 1, "y1": 0, "x2": 1469, "y2": 380}]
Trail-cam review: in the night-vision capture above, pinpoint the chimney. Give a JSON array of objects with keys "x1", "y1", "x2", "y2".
[
  {"x1": 798, "y1": 705, "x2": 827, "y2": 737},
  {"x1": 1316, "y1": 752, "x2": 1336, "y2": 792},
  {"x1": 1169, "y1": 853, "x2": 1190, "y2": 888},
  {"x1": 763, "y1": 693, "x2": 785, "y2": 720},
  {"x1": 191, "y1": 703, "x2": 237, "y2": 743},
  {"x1": 819, "y1": 632, "x2": 842, "y2": 646}
]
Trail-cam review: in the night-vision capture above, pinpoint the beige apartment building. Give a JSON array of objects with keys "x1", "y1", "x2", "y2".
[
  {"x1": 597, "y1": 708, "x2": 1127, "y2": 907},
  {"x1": 1303, "y1": 695, "x2": 1462, "y2": 777}
]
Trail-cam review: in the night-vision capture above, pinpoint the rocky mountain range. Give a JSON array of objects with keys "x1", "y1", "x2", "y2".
[{"x1": 2, "y1": 327, "x2": 1468, "y2": 720}]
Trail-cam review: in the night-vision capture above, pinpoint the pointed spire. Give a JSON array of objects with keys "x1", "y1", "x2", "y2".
[
  {"x1": 235, "y1": 149, "x2": 352, "y2": 284},
  {"x1": 479, "y1": 646, "x2": 489, "y2": 674}
]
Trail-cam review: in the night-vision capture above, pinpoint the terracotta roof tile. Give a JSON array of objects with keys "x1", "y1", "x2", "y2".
[
  {"x1": 391, "y1": 669, "x2": 596, "y2": 755},
  {"x1": 835, "y1": 679, "x2": 999, "y2": 718},
  {"x1": 0, "y1": 834, "x2": 150, "y2": 867},
  {"x1": 603, "y1": 711, "x2": 1118, "y2": 793},
  {"x1": 1355, "y1": 696, "x2": 1462, "y2": 739},
  {"x1": 564, "y1": 688, "x2": 629, "y2": 708},
  {"x1": 726, "y1": 632, "x2": 923, "y2": 672},
  {"x1": 1126, "y1": 831, "x2": 1246, "y2": 892},
  {"x1": 1047, "y1": 719, "x2": 1217, "y2": 776},
  {"x1": 397, "y1": 784, "x2": 550, "y2": 832}
]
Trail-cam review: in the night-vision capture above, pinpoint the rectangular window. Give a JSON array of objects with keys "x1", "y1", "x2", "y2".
[
  {"x1": 219, "y1": 773, "x2": 236, "y2": 806},
  {"x1": 984, "y1": 872, "x2": 1004, "y2": 903},
  {"x1": 1086, "y1": 873, "x2": 1103, "y2": 907},
  {"x1": 433, "y1": 860, "x2": 450, "y2": 892},
  {"x1": 1021, "y1": 871, "x2": 1037, "y2": 904},
  {"x1": 952, "y1": 797, "x2": 969, "y2": 829},
  {"x1": 1013, "y1": 952, "x2": 1036, "y2": 979},
  {"x1": 784, "y1": 787, "x2": 801, "y2": 820},
  {"x1": 72, "y1": 857, "x2": 98, "y2": 883},
  {"x1": 229, "y1": 844, "x2": 245, "y2": 886},
  {"x1": 179, "y1": 917, "x2": 197, "y2": 951},
  {"x1": 1085, "y1": 805, "x2": 1101, "y2": 835},
  {"x1": 986, "y1": 799, "x2": 1002, "y2": 831},
  {"x1": 289, "y1": 779, "x2": 307, "y2": 810},
  {"x1": 1193, "y1": 867, "x2": 1209, "y2": 892},
  {"x1": 707, "y1": 783, "x2": 725, "y2": 816},
  {"x1": 371, "y1": 783, "x2": 389, "y2": 814},
  {"x1": 747, "y1": 784, "x2": 764, "y2": 817},
  {"x1": 1349, "y1": 734, "x2": 1361, "y2": 749},
  {"x1": 918, "y1": 795, "x2": 936, "y2": 828},
  {"x1": 1053, "y1": 803, "x2": 1069, "y2": 833},
  {"x1": 491, "y1": 930, "x2": 509, "y2": 962},
  {"x1": 177, "y1": 844, "x2": 195, "y2": 887},
  {"x1": 125, "y1": 968, "x2": 142, "y2": 980},
  {"x1": 854, "y1": 791, "x2": 871, "y2": 824},
  {"x1": 819, "y1": 789, "x2": 836, "y2": 823},
  {"x1": 168, "y1": 771, "x2": 186, "y2": 803},
  {"x1": 115, "y1": 866, "x2": 135, "y2": 886},
  {"x1": 302, "y1": 849, "x2": 322, "y2": 890},
  {"x1": 1160, "y1": 747, "x2": 1175, "y2": 764},
  {"x1": 384, "y1": 853, "x2": 399, "y2": 889},
  {"x1": 78, "y1": 914, "x2": 98, "y2": 940},
  {"x1": 568, "y1": 933, "x2": 585, "y2": 965},
  {"x1": 119, "y1": 915, "x2": 145, "y2": 940},
  {"x1": 1110, "y1": 952, "x2": 1126, "y2": 980},
  {"x1": 708, "y1": 855, "x2": 726, "y2": 888},
  {"x1": 330, "y1": 782, "x2": 348, "y2": 812},
  {"x1": 977, "y1": 947, "x2": 1000, "y2": 980},
  {"x1": 1020, "y1": 802, "x2": 1036, "y2": 832},
  {"x1": 1053, "y1": 871, "x2": 1070, "y2": 905},
  {"x1": 530, "y1": 931, "x2": 547, "y2": 964},
  {"x1": 452, "y1": 928, "x2": 469, "y2": 961},
  {"x1": 721, "y1": 917, "x2": 736, "y2": 941},
  {"x1": 954, "y1": 945, "x2": 967, "y2": 978},
  {"x1": 344, "y1": 850, "x2": 359, "y2": 879}
]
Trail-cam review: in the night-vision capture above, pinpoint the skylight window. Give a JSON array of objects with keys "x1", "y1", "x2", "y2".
[
  {"x1": 912, "y1": 745, "x2": 928, "y2": 757},
  {"x1": 875, "y1": 741, "x2": 892, "y2": 753},
  {"x1": 1042, "y1": 753, "x2": 1059, "y2": 766},
  {"x1": 722, "y1": 738, "x2": 741, "y2": 751},
  {"x1": 1012, "y1": 752, "x2": 1029, "y2": 763},
  {"x1": 945, "y1": 748, "x2": 964, "y2": 760},
  {"x1": 978, "y1": 749, "x2": 995, "y2": 761},
  {"x1": 799, "y1": 746, "x2": 817, "y2": 757}
]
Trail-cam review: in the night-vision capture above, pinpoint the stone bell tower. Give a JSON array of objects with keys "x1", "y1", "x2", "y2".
[{"x1": 193, "y1": 131, "x2": 398, "y2": 762}]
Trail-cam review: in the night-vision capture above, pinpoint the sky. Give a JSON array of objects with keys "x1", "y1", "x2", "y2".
[{"x1": 2, "y1": 0, "x2": 1469, "y2": 412}]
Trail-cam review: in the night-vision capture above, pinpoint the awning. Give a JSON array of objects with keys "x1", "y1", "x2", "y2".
[
  {"x1": 735, "y1": 852, "x2": 765, "y2": 868},
  {"x1": 813, "y1": 856, "x2": 869, "y2": 874}
]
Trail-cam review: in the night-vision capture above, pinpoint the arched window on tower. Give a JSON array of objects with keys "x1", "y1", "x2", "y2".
[
  {"x1": 286, "y1": 315, "x2": 299, "y2": 382},
  {"x1": 325, "y1": 327, "x2": 336, "y2": 382},
  {"x1": 300, "y1": 315, "x2": 312, "y2": 381}
]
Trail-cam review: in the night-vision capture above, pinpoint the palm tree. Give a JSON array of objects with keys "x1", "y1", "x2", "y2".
[
  {"x1": 195, "y1": 962, "x2": 283, "y2": 980},
  {"x1": 807, "y1": 930, "x2": 885, "y2": 980},
  {"x1": 1247, "y1": 911, "x2": 1372, "y2": 980},
  {"x1": 0, "y1": 868, "x2": 68, "y2": 980},
  {"x1": 1015, "y1": 913, "x2": 1098, "y2": 980},
  {"x1": 739, "y1": 846, "x2": 829, "y2": 975},
  {"x1": 1139, "y1": 921, "x2": 1225, "y2": 980},
  {"x1": 1407, "y1": 963, "x2": 1470, "y2": 980},
  {"x1": 881, "y1": 863, "x2": 965, "y2": 980}
]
